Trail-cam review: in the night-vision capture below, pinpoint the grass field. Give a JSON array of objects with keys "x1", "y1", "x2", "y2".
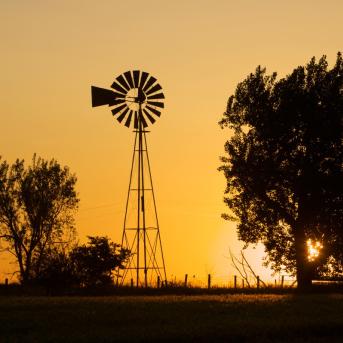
[{"x1": 1, "y1": 293, "x2": 343, "y2": 342}]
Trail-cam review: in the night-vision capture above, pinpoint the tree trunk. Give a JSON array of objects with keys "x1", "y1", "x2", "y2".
[
  {"x1": 21, "y1": 251, "x2": 32, "y2": 285},
  {"x1": 294, "y1": 223, "x2": 312, "y2": 291}
]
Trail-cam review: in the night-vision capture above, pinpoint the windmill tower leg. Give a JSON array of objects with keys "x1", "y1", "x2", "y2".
[{"x1": 143, "y1": 130, "x2": 167, "y2": 285}]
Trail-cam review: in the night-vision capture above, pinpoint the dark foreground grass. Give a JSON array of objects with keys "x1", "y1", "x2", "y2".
[{"x1": 1, "y1": 294, "x2": 343, "y2": 342}]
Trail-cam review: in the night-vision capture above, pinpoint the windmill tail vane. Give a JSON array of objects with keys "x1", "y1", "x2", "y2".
[{"x1": 91, "y1": 70, "x2": 167, "y2": 287}]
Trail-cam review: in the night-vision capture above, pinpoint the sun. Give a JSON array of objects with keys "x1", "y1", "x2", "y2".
[{"x1": 307, "y1": 239, "x2": 323, "y2": 262}]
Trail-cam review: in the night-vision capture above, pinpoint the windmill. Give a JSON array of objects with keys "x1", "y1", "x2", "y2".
[{"x1": 91, "y1": 70, "x2": 167, "y2": 287}]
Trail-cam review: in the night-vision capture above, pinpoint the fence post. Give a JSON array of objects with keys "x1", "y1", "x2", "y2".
[
  {"x1": 234, "y1": 275, "x2": 237, "y2": 289},
  {"x1": 242, "y1": 279, "x2": 244, "y2": 288},
  {"x1": 257, "y1": 276, "x2": 260, "y2": 289},
  {"x1": 130, "y1": 278, "x2": 134, "y2": 288},
  {"x1": 184, "y1": 274, "x2": 188, "y2": 287},
  {"x1": 157, "y1": 276, "x2": 160, "y2": 288},
  {"x1": 5, "y1": 278, "x2": 8, "y2": 287},
  {"x1": 208, "y1": 274, "x2": 211, "y2": 289},
  {"x1": 281, "y1": 275, "x2": 284, "y2": 288}
]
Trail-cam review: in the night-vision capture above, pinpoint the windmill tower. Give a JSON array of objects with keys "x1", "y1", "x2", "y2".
[{"x1": 91, "y1": 70, "x2": 167, "y2": 287}]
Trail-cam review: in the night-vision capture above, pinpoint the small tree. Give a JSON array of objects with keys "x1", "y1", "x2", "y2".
[
  {"x1": 229, "y1": 249, "x2": 266, "y2": 288},
  {"x1": 219, "y1": 53, "x2": 343, "y2": 289},
  {"x1": 34, "y1": 246, "x2": 76, "y2": 291},
  {"x1": 0, "y1": 155, "x2": 79, "y2": 284},
  {"x1": 70, "y1": 236, "x2": 130, "y2": 287}
]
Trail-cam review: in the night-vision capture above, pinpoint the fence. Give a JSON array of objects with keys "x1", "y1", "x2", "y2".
[
  {"x1": 2, "y1": 275, "x2": 297, "y2": 289},
  {"x1": 124, "y1": 274, "x2": 296, "y2": 289}
]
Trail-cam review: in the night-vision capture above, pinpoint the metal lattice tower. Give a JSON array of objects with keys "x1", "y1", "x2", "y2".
[{"x1": 91, "y1": 70, "x2": 167, "y2": 287}]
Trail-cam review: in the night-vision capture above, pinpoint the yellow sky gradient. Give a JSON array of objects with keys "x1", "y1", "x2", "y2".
[{"x1": 1, "y1": 0, "x2": 342, "y2": 283}]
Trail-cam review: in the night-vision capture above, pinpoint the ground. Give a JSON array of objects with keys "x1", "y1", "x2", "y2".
[{"x1": 1, "y1": 294, "x2": 343, "y2": 342}]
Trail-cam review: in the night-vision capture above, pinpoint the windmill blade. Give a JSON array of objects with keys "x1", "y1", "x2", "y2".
[
  {"x1": 124, "y1": 71, "x2": 134, "y2": 89},
  {"x1": 116, "y1": 74, "x2": 130, "y2": 91},
  {"x1": 139, "y1": 111, "x2": 148, "y2": 128},
  {"x1": 145, "y1": 105, "x2": 161, "y2": 117},
  {"x1": 147, "y1": 101, "x2": 164, "y2": 109},
  {"x1": 124, "y1": 110, "x2": 133, "y2": 128},
  {"x1": 143, "y1": 76, "x2": 157, "y2": 92},
  {"x1": 91, "y1": 86, "x2": 119, "y2": 107},
  {"x1": 143, "y1": 109, "x2": 156, "y2": 124},
  {"x1": 111, "y1": 81, "x2": 127, "y2": 95},
  {"x1": 147, "y1": 92, "x2": 165, "y2": 100},
  {"x1": 133, "y1": 70, "x2": 140, "y2": 88},
  {"x1": 111, "y1": 103, "x2": 127, "y2": 116},
  {"x1": 134, "y1": 111, "x2": 139, "y2": 129},
  {"x1": 139, "y1": 72, "x2": 149, "y2": 89},
  {"x1": 117, "y1": 107, "x2": 129, "y2": 123},
  {"x1": 146, "y1": 83, "x2": 162, "y2": 95}
]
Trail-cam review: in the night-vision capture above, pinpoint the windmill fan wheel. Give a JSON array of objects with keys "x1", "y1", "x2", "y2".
[{"x1": 91, "y1": 70, "x2": 165, "y2": 129}]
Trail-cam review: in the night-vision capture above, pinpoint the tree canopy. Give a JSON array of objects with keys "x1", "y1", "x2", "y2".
[
  {"x1": 0, "y1": 155, "x2": 79, "y2": 283},
  {"x1": 70, "y1": 236, "x2": 130, "y2": 287},
  {"x1": 36, "y1": 236, "x2": 130, "y2": 290},
  {"x1": 219, "y1": 53, "x2": 343, "y2": 289}
]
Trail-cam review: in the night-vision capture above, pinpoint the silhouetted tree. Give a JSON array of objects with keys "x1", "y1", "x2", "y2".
[
  {"x1": 70, "y1": 236, "x2": 130, "y2": 287},
  {"x1": 33, "y1": 236, "x2": 129, "y2": 291},
  {"x1": 34, "y1": 246, "x2": 76, "y2": 292},
  {"x1": 219, "y1": 53, "x2": 343, "y2": 289},
  {"x1": 0, "y1": 155, "x2": 79, "y2": 284}
]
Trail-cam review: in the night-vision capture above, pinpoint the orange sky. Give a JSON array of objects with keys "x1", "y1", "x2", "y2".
[{"x1": 1, "y1": 0, "x2": 342, "y2": 284}]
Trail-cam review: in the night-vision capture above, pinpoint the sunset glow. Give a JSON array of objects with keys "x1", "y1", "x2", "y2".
[{"x1": 307, "y1": 239, "x2": 323, "y2": 262}]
